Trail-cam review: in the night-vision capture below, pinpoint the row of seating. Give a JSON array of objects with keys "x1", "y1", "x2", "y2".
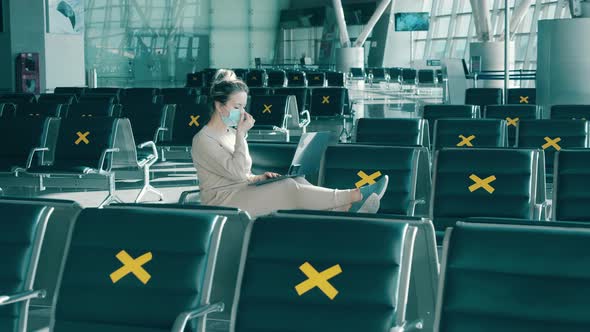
[
  {"x1": 187, "y1": 68, "x2": 346, "y2": 89},
  {"x1": 351, "y1": 67, "x2": 442, "y2": 86},
  {"x1": 465, "y1": 87, "x2": 536, "y2": 106}
]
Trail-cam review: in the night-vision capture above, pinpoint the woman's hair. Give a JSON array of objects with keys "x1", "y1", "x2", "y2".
[{"x1": 209, "y1": 69, "x2": 249, "y2": 114}]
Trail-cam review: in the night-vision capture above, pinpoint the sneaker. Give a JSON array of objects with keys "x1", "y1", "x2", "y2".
[
  {"x1": 357, "y1": 193, "x2": 380, "y2": 214},
  {"x1": 349, "y1": 175, "x2": 389, "y2": 212}
]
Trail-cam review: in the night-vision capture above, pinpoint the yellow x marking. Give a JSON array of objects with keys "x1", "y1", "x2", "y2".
[
  {"x1": 295, "y1": 262, "x2": 342, "y2": 300},
  {"x1": 75, "y1": 131, "x2": 90, "y2": 145},
  {"x1": 322, "y1": 96, "x2": 330, "y2": 104},
  {"x1": 314, "y1": 76, "x2": 321, "y2": 80},
  {"x1": 519, "y1": 96, "x2": 529, "y2": 104},
  {"x1": 355, "y1": 170, "x2": 382, "y2": 188},
  {"x1": 110, "y1": 250, "x2": 152, "y2": 285},
  {"x1": 293, "y1": 76, "x2": 300, "y2": 80},
  {"x1": 468, "y1": 174, "x2": 496, "y2": 194},
  {"x1": 189, "y1": 115, "x2": 200, "y2": 127},
  {"x1": 262, "y1": 104, "x2": 272, "y2": 114},
  {"x1": 542, "y1": 137, "x2": 561, "y2": 151},
  {"x1": 252, "y1": 76, "x2": 257, "y2": 80},
  {"x1": 506, "y1": 117, "x2": 519, "y2": 127},
  {"x1": 457, "y1": 134, "x2": 475, "y2": 147}
]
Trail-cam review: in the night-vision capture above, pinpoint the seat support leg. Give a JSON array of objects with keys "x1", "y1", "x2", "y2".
[{"x1": 135, "y1": 162, "x2": 164, "y2": 203}]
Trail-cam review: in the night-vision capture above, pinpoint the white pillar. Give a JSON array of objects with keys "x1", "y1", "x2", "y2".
[{"x1": 354, "y1": 0, "x2": 393, "y2": 47}]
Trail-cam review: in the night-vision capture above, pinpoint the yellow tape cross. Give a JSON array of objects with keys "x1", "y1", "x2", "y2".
[
  {"x1": 295, "y1": 262, "x2": 342, "y2": 300},
  {"x1": 542, "y1": 137, "x2": 561, "y2": 151},
  {"x1": 457, "y1": 134, "x2": 475, "y2": 147},
  {"x1": 252, "y1": 76, "x2": 257, "y2": 80},
  {"x1": 110, "y1": 250, "x2": 152, "y2": 285},
  {"x1": 468, "y1": 174, "x2": 496, "y2": 194},
  {"x1": 519, "y1": 96, "x2": 529, "y2": 104},
  {"x1": 355, "y1": 170, "x2": 382, "y2": 188},
  {"x1": 322, "y1": 96, "x2": 330, "y2": 104},
  {"x1": 293, "y1": 76, "x2": 300, "y2": 81},
  {"x1": 314, "y1": 76, "x2": 321, "y2": 81},
  {"x1": 75, "y1": 131, "x2": 90, "y2": 145},
  {"x1": 263, "y1": 104, "x2": 272, "y2": 114},
  {"x1": 189, "y1": 115, "x2": 200, "y2": 127},
  {"x1": 506, "y1": 117, "x2": 519, "y2": 127}
]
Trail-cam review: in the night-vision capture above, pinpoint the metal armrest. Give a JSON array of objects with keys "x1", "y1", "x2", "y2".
[
  {"x1": 154, "y1": 127, "x2": 169, "y2": 143},
  {"x1": 98, "y1": 148, "x2": 120, "y2": 173},
  {"x1": 26, "y1": 147, "x2": 50, "y2": 169},
  {"x1": 138, "y1": 141, "x2": 159, "y2": 161},
  {"x1": 299, "y1": 110, "x2": 311, "y2": 129},
  {"x1": 171, "y1": 302, "x2": 224, "y2": 332},
  {"x1": 0, "y1": 289, "x2": 46, "y2": 306}
]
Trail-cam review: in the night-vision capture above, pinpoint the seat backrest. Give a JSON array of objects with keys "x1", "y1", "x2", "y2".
[
  {"x1": 0, "y1": 201, "x2": 52, "y2": 332},
  {"x1": 436, "y1": 221, "x2": 590, "y2": 332},
  {"x1": 78, "y1": 94, "x2": 117, "y2": 105},
  {"x1": 161, "y1": 87, "x2": 196, "y2": 98},
  {"x1": 517, "y1": 120, "x2": 590, "y2": 181},
  {"x1": 550, "y1": 104, "x2": 590, "y2": 120},
  {"x1": 402, "y1": 68, "x2": 417, "y2": 83},
  {"x1": 389, "y1": 67, "x2": 403, "y2": 82},
  {"x1": 465, "y1": 88, "x2": 503, "y2": 108},
  {"x1": 507, "y1": 88, "x2": 536, "y2": 105},
  {"x1": 418, "y1": 69, "x2": 435, "y2": 84},
  {"x1": 306, "y1": 71, "x2": 326, "y2": 87},
  {"x1": 0, "y1": 93, "x2": 37, "y2": 103},
  {"x1": 231, "y1": 215, "x2": 416, "y2": 332},
  {"x1": 85, "y1": 87, "x2": 122, "y2": 97},
  {"x1": 164, "y1": 102, "x2": 210, "y2": 146},
  {"x1": 267, "y1": 70, "x2": 287, "y2": 87},
  {"x1": 431, "y1": 148, "x2": 540, "y2": 232},
  {"x1": 324, "y1": 71, "x2": 343, "y2": 87},
  {"x1": 369, "y1": 67, "x2": 387, "y2": 79},
  {"x1": 122, "y1": 88, "x2": 159, "y2": 104},
  {"x1": 249, "y1": 141, "x2": 298, "y2": 177},
  {"x1": 484, "y1": 104, "x2": 541, "y2": 146},
  {"x1": 321, "y1": 145, "x2": 431, "y2": 216},
  {"x1": 553, "y1": 150, "x2": 590, "y2": 221},
  {"x1": 121, "y1": 102, "x2": 169, "y2": 144},
  {"x1": 309, "y1": 87, "x2": 346, "y2": 117},
  {"x1": 38, "y1": 94, "x2": 76, "y2": 105},
  {"x1": 248, "y1": 87, "x2": 273, "y2": 96},
  {"x1": 0, "y1": 117, "x2": 58, "y2": 171},
  {"x1": 67, "y1": 102, "x2": 117, "y2": 118},
  {"x1": 246, "y1": 70, "x2": 267, "y2": 87},
  {"x1": 53, "y1": 207, "x2": 225, "y2": 332},
  {"x1": 286, "y1": 71, "x2": 307, "y2": 87},
  {"x1": 233, "y1": 69, "x2": 249, "y2": 80},
  {"x1": 248, "y1": 94, "x2": 290, "y2": 128},
  {"x1": 186, "y1": 72, "x2": 205, "y2": 88},
  {"x1": 162, "y1": 94, "x2": 200, "y2": 105},
  {"x1": 15, "y1": 103, "x2": 65, "y2": 118},
  {"x1": 350, "y1": 67, "x2": 365, "y2": 78},
  {"x1": 423, "y1": 104, "x2": 480, "y2": 141},
  {"x1": 435, "y1": 69, "x2": 443, "y2": 84},
  {"x1": 273, "y1": 87, "x2": 309, "y2": 113},
  {"x1": 433, "y1": 119, "x2": 508, "y2": 149},
  {"x1": 355, "y1": 118, "x2": 429, "y2": 147},
  {"x1": 54, "y1": 87, "x2": 86, "y2": 97}
]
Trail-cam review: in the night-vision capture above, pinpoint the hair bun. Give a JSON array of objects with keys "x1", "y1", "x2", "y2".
[{"x1": 212, "y1": 69, "x2": 238, "y2": 84}]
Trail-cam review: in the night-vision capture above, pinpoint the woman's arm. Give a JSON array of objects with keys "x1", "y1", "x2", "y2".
[{"x1": 194, "y1": 131, "x2": 252, "y2": 182}]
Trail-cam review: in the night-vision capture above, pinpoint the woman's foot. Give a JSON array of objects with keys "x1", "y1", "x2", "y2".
[
  {"x1": 349, "y1": 175, "x2": 389, "y2": 213},
  {"x1": 357, "y1": 193, "x2": 381, "y2": 213}
]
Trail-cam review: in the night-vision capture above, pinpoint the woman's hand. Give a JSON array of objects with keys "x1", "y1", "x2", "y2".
[
  {"x1": 263, "y1": 172, "x2": 281, "y2": 179},
  {"x1": 237, "y1": 111, "x2": 255, "y2": 134}
]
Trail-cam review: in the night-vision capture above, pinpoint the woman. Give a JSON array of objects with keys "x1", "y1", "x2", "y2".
[{"x1": 191, "y1": 70, "x2": 388, "y2": 217}]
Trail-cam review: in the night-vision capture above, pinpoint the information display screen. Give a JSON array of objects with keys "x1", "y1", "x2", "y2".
[{"x1": 394, "y1": 12, "x2": 430, "y2": 32}]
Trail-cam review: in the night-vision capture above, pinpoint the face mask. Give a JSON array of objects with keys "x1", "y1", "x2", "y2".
[{"x1": 221, "y1": 107, "x2": 242, "y2": 127}]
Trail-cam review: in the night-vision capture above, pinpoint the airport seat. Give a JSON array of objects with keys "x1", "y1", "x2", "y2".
[
  {"x1": 122, "y1": 88, "x2": 160, "y2": 104},
  {"x1": 325, "y1": 71, "x2": 344, "y2": 87},
  {"x1": 368, "y1": 67, "x2": 389, "y2": 82},
  {"x1": 401, "y1": 68, "x2": 417, "y2": 85},
  {"x1": 435, "y1": 69, "x2": 443, "y2": 84},
  {"x1": 108, "y1": 204, "x2": 251, "y2": 323},
  {"x1": 355, "y1": 118, "x2": 430, "y2": 147},
  {"x1": 85, "y1": 87, "x2": 122, "y2": 97},
  {"x1": 161, "y1": 87, "x2": 197, "y2": 98},
  {"x1": 38, "y1": 94, "x2": 77, "y2": 105},
  {"x1": 52, "y1": 207, "x2": 225, "y2": 332},
  {"x1": 550, "y1": 104, "x2": 590, "y2": 120},
  {"x1": 0, "y1": 103, "x2": 16, "y2": 118},
  {"x1": 484, "y1": 104, "x2": 541, "y2": 146},
  {"x1": 306, "y1": 71, "x2": 326, "y2": 87},
  {"x1": 162, "y1": 93, "x2": 200, "y2": 105},
  {"x1": 233, "y1": 69, "x2": 249, "y2": 81},
  {"x1": 0, "y1": 117, "x2": 60, "y2": 174},
  {"x1": 433, "y1": 119, "x2": 508, "y2": 150},
  {"x1": 15, "y1": 103, "x2": 67, "y2": 118},
  {"x1": 24, "y1": 118, "x2": 145, "y2": 206},
  {"x1": 508, "y1": 88, "x2": 536, "y2": 105},
  {"x1": 273, "y1": 87, "x2": 310, "y2": 113},
  {"x1": 248, "y1": 87, "x2": 273, "y2": 96},
  {"x1": 350, "y1": 67, "x2": 366, "y2": 79},
  {"x1": 388, "y1": 67, "x2": 403, "y2": 83},
  {"x1": 159, "y1": 103, "x2": 210, "y2": 161},
  {"x1": 267, "y1": 70, "x2": 287, "y2": 88},
  {"x1": 0, "y1": 201, "x2": 52, "y2": 332},
  {"x1": 121, "y1": 102, "x2": 173, "y2": 144},
  {"x1": 186, "y1": 72, "x2": 205, "y2": 88},
  {"x1": 431, "y1": 148, "x2": 545, "y2": 241},
  {"x1": 0, "y1": 93, "x2": 37, "y2": 104},
  {"x1": 465, "y1": 88, "x2": 503, "y2": 108},
  {"x1": 516, "y1": 120, "x2": 590, "y2": 184},
  {"x1": 309, "y1": 88, "x2": 346, "y2": 117},
  {"x1": 78, "y1": 94, "x2": 118, "y2": 105},
  {"x1": 230, "y1": 214, "x2": 417, "y2": 332},
  {"x1": 67, "y1": 102, "x2": 120, "y2": 118},
  {"x1": 417, "y1": 69, "x2": 436, "y2": 85},
  {"x1": 247, "y1": 95, "x2": 306, "y2": 142},
  {"x1": 249, "y1": 142, "x2": 298, "y2": 181},
  {"x1": 422, "y1": 104, "x2": 480, "y2": 142},
  {"x1": 274, "y1": 210, "x2": 439, "y2": 332},
  {"x1": 53, "y1": 87, "x2": 86, "y2": 98},
  {"x1": 246, "y1": 69, "x2": 267, "y2": 87},
  {"x1": 435, "y1": 221, "x2": 590, "y2": 332},
  {"x1": 321, "y1": 145, "x2": 431, "y2": 216},
  {"x1": 286, "y1": 70, "x2": 307, "y2": 87},
  {"x1": 202, "y1": 68, "x2": 218, "y2": 88},
  {"x1": 553, "y1": 150, "x2": 590, "y2": 221}
]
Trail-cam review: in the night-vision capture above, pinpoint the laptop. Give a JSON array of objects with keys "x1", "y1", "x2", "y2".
[{"x1": 250, "y1": 132, "x2": 334, "y2": 186}]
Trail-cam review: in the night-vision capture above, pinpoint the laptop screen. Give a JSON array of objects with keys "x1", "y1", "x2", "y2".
[{"x1": 289, "y1": 132, "x2": 333, "y2": 176}]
